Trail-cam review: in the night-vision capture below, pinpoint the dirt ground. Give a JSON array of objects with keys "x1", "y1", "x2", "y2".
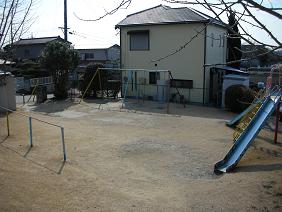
[{"x1": 0, "y1": 99, "x2": 281, "y2": 211}]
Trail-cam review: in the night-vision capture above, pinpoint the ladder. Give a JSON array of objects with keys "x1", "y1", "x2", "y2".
[
  {"x1": 233, "y1": 89, "x2": 266, "y2": 141},
  {"x1": 233, "y1": 102, "x2": 262, "y2": 141}
]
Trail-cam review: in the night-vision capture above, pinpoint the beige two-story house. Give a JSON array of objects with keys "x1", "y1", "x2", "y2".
[{"x1": 116, "y1": 5, "x2": 227, "y2": 104}]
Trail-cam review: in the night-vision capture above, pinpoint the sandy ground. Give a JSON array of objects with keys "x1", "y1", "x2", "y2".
[{"x1": 0, "y1": 99, "x2": 281, "y2": 211}]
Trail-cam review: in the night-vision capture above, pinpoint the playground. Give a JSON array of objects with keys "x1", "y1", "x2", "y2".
[{"x1": 0, "y1": 100, "x2": 281, "y2": 211}]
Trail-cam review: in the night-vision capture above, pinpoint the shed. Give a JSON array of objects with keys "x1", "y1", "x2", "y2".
[{"x1": 209, "y1": 66, "x2": 249, "y2": 107}]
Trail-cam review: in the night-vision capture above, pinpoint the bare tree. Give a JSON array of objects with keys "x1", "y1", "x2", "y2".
[
  {"x1": 0, "y1": 0, "x2": 34, "y2": 49},
  {"x1": 162, "y1": 0, "x2": 282, "y2": 65},
  {"x1": 74, "y1": 0, "x2": 131, "y2": 22}
]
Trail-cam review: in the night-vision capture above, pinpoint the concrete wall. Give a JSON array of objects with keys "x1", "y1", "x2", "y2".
[
  {"x1": 0, "y1": 75, "x2": 16, "y2": 112},
  {"x1": 120, "y1": 23, "x2": 206, "y2": 103}
]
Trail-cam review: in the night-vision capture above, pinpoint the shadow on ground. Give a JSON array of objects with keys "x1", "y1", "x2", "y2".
[
  {"x1": 0, "y1": 140, "x2": 66, "y2": 175},
  {"x1": 236, "y1": 163, "x2": 282, "y2": 173},
  {"x1": 81, "y1": 98, "x2": 235, "y2": 120},
  {"x1": 23, "y1": 99, "x2": 77, "y2": 114},
  {"x1": 20, "y1": 97, "x2": 239, "y2": 120}
]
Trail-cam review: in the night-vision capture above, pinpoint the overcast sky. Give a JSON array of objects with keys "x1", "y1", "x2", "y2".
[{"x1": 28, "y1": 0, "x2": 282, "y2": 49}]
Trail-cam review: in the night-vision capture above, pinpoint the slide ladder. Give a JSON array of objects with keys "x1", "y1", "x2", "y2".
[
  {"x1": 226, "y1": 89, "x2": 265, "y2": 128},
  {"x1": 233, "y1": 101, "x2": 262, "y2": 141}
]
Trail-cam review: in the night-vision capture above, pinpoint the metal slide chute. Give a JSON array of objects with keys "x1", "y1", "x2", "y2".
[{"x1": 214, "y1": 88, "x2": 281, "y2": 174}]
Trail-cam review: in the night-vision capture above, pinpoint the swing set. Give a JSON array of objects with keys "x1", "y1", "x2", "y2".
[{"x1": 79, "y1": 68, "x2": 185, "y2": 114}]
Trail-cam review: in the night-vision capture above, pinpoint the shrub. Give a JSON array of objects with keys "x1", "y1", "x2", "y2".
[{"x1": 225, "y1": 84, "x2": 255, "y2": 113}]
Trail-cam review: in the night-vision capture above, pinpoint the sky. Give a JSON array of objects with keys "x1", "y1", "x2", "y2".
[{"x1": 28, "y1": 0, "x2": 282, "y2": 49}]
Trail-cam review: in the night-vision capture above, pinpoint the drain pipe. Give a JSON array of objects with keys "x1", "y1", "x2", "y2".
[{"x1": 202, "y1": 25, "x2": 207, "y2": 105}]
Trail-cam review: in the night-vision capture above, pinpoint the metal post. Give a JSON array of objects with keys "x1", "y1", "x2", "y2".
[
  {"x1": 98, "y1": 69, "x2": 103, "y2": 99},
  {"x1": 6, "y1": 111, "x2": 10, "y2": 136},
  {"x1": 61, "y1": 127, "x2": 67, "y2": 161},
  {"x1": 274, "y1": 99, "x2": 281, "y2": 144},
  {"x1": 64, "y1": 0, "x2": 68, "y2": 41},
  {"x1": 143, "y1": 70, "x2": 145, "y2": 103},
  {"x1": 135, "y1": 71, "x2": 139, "y2": 103},
  {"x1": 22, "y1": 94, "x2": 25, "y2": 105},
  {"x1": 29, "y1": 117, "x2": 33, "y2": 147},
  {"x1": 166, "y1": 72, "x2": 170, "y2": 114},
  {"x1": 122, "y1": 71, "x2": 131, "y2": 109}
]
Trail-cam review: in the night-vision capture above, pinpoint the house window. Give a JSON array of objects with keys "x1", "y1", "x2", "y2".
[
  {"x1": 85, "y1": 53, "x2": 94, "y2": 60},
  {"x1": 219, "y1": 35, "x2": 222, "y2": 47},
  {"x1": 129, "y1": 30, "x2": 149, "y2": 51},
  {"x1": 171, "y1": 79, "x2": 193, "y2": 89},
  {"x1": 149, "y1": 72, "x2": 160, "y2": 84},
  {"x1": 222, "y1": 34, "x2": 225, "y2": 47}
]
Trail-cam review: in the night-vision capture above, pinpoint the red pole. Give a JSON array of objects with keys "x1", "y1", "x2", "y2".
[{"x1": 274, "y1": 99, "x2": 281, "y2": 144}]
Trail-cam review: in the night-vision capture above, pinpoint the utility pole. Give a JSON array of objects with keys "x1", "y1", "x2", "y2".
[{"x1": 64, "y1": 0, "x2": 68, "y2": 41}]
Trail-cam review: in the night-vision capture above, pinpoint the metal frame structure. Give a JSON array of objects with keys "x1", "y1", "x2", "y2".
[
  {"x1": 0, "y1": 105, "x2": 67, "y2": 161},
  {"x1": 79, "y1": 68, "x2": 185, "y2": 114}
]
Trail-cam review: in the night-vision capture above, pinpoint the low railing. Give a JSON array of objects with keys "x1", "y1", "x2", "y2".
[
  {"x1": 0, "y1": 105, "x2": 66, "y2": 161},
  {"x1": 30, "y1": 76, "x2": 53, "y2": 87}
]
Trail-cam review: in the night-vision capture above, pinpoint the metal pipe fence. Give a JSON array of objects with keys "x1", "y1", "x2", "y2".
[{"x1": 0, "y1": 105, "x2": 66, "y2": 161}]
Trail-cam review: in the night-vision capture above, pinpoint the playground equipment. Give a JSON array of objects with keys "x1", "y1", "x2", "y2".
[
  {"x1": 0, "y1": 105, "x2": 67, "y2": 161},
  {"x1": 79, "y1": 68, "x2": 185, "y2": 113},
  {"x1": 226, "y1": 88, "x2": 266, "y2": 128},
  {"x1": 215, "y1": 65, "x2": 282, "y2": 174},
  {"x1": 214, "y1": 87, "x2": 281, "y2": 174}
]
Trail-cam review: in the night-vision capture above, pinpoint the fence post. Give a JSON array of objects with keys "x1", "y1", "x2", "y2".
[
  {"x1": 61, "y1": 127, "x2": 67, "y2": 161},
  {"x1": 6, "y1": 111, "x2": 10, "y2": 136},
  {"x1": 274, "y1": 99, "x2": 281, "y2": 144},
  {"x1": 22, "y1": 94, "x2": 25, "y2": 105},
  {"x1": 29, "y1": 117, "x2": 33, "y2": 147},
  {"x1": 166, "y1": 72, "x2": 170, "y2": 114}
]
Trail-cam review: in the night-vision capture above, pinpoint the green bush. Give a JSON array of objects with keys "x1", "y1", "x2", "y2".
[
  {"x1": 40, "y1": 41, "x2": 79, "y2": 99},
  {"x1": 225, "y1": 84, "x2": 255, "y2": 113}
]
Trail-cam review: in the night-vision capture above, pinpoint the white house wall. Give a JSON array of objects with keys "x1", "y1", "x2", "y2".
[
  {"x1": 0, "y1": 76, "x2": 16, "y2": 112},
  {"x1": 205, "y1": 25, "x2": 227, "y2": 103},
  {"x1": 120, "y1": 23, "x2": 206, "y2": 103}
]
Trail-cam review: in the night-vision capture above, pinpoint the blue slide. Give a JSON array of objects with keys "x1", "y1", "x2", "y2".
[{"x1": 214, "y1": 91, "x2": 281, "y2": 174}]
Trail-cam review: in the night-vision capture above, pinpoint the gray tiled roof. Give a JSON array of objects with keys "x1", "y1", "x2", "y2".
[
  {"x1": 12, "y1": 36, "x2": 63, "y2": 46},
  {"x1": 116, "y1": 5, "x2": 223, "y2": 28}
]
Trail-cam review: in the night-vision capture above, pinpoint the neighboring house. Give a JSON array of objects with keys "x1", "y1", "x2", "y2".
[
  {"x1": 240, "y1": 44, "x2": 263, "y2": 68},
  {"x1": 241, "y1": 44, "x2": 282, "y2": 68},
  {"x1": 116, "y1": 5, "x2": 227, "y2": 104},
  {"x1": 12, "y1": 36, "x2": 66, "y2": 60},
  {"x1": 76, "y1": 44, "x2": 120, "y2": 71}
]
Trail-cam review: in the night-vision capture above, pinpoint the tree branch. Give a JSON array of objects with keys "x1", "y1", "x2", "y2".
[
  {"x1": 243, "y1": 0, "x2": 282, "y2": 19},
  {"x1": 74, "y1": 0, "x2": 132, "y2": 22},
  {"x1": 241, "y1": 1, "x2": 281, "y2": 46}
]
